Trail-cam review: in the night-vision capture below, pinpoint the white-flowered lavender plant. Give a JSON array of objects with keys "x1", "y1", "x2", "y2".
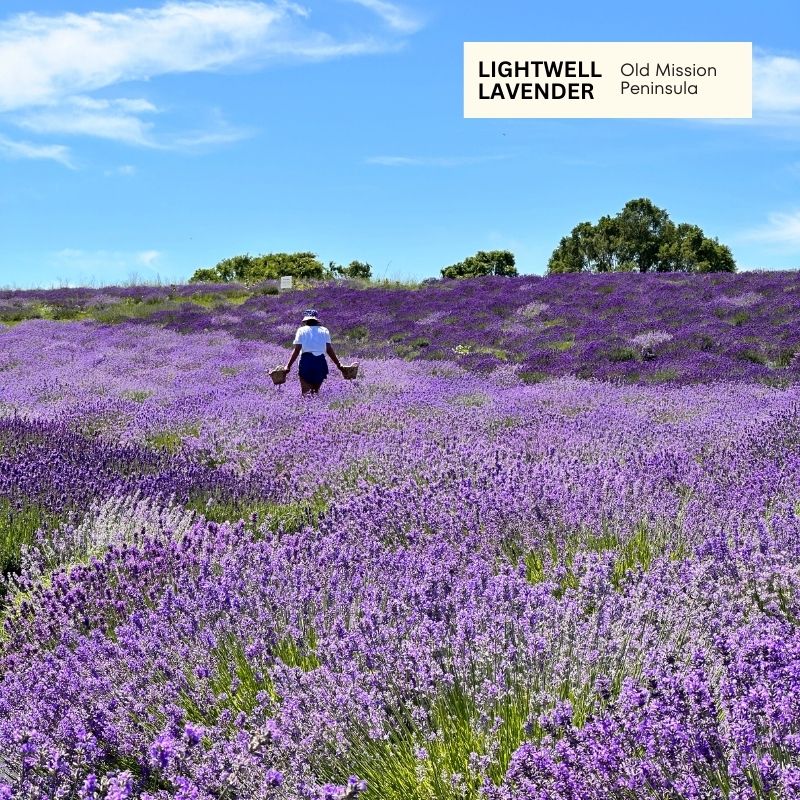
[{"x1": 629, "y1": 330, "x2": 674, "y2": 351}]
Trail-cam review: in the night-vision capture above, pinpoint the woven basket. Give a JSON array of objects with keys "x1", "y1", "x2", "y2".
[
  {"x1": 269, "y1": 367, "x2": 288, "y2": 385},
  {"x1": 341, "y1": 363, "x2": 359, "y2": 380}
]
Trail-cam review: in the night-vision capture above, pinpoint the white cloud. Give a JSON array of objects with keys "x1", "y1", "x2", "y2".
[
  {"x1": 0, "y1": 1, "x2": 413, "y2": 111},
  {"x1": 256, "y1": 32, "x2": 392, "y2": 60},
  {"x1": 0, "y1": 2, "x2": 295, "y2": 112},
  {"x1": 742, "y1": 210, "x2": 800, "y2": 247},
  {"x1": 52, "y1": 248, "x2": 166, "y2": 275},
  {"x1": 738, "y1": 53, "x2": 800, "y2": 128},
  {"x1": 0, "y1": 1, "x2": 421, "y2": 157},
  {"x1": 366, "y1": 154, "x2": 509, "y2": 167},
  {"x1": 19, "y1": 107, "x2": 158, "y2": 146},
  {"x1": 0, "y1": 133, "x2": 74, "y2": 167},
  {"x1": 705, "y1": 52, "x2": 800, "y2": 128},
  {"x1": 171, "y1": 126, "x2": 252, "y2": 148},
  {"x1": 104, "y1": 164, "x2": 137, "y2": 177},
  {"x1": 71, "y1": 96, "x2": 159, "y2": 114},
  {"x1": 346, "y1": 0, "x2": 422, "y2": 33},
  {"x1": 138, "y1": 250, "x2": 163, "y2": 267},
  {"x1": 14, "y1": 95, "x2": 160, "y2": 146},
  {"x1": 17, "y1": 96, "x2": 251, "y2": 150},
  {"x1": 754, "y1": 55, "x2": 800, "y2": 114}
]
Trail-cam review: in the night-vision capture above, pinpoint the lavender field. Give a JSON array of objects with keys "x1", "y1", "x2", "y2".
[
  {"x1": 4, "y1": 271, "x2": 800, "y2": 384},
  {"x1": 1, "y1": 273, "x2": 800, "y2": 799}
]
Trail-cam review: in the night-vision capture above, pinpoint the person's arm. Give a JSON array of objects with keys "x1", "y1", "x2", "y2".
[
  {"x1": 326, "y1": 342, "x2": 344, "y2": 371},
  {"x1": 285, "y1": 344, "x2": 302, "y2": 371}
]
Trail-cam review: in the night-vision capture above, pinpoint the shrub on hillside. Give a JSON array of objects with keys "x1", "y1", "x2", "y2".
[
  {"x1": 329, "y1": 260, "x2": 373, "y2": 280},
  {"x1": 441, "y1": 250, "x2": 518, "y2": 279}
]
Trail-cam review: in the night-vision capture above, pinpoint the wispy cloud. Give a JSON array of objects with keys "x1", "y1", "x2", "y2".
[
  {"x1": 0, "y1": 1, "x2": 422, "y2": 161},
  {"x1": 72, "y1": 97, "x2": 158, "y2": 115},
  {"x1": 741, "y1": 52, "x2": 800, "y2": 128},
  {"x1": 171, "y1": 113, "x2": 253, "y2": 148},
  {"x1": 741, "y1": 210, "x2": 800, "y2": 247},
  {"x1": 0, "y1": 2, "x2": 294, "y2": 112},
  {"x1": 17, "y1": 96, "x2": 251, "y2": 150},
  {"x1": 138, "y1": 250, "x2": 162, "y2": 268},
  {"x1": 0, "y1": 133, "x2": 74, "y2": 167},
  {"x1": 51, "y1": 248, "x2": 166, "y2": 276},
  {"x1": 366, "y1": 154, "x2": 510, "y2": 167},
  {"x1": 104, "y1": 165, "x2": 138, "y2": 177},
  {"x1": 704, "y1": 52, "x2": 800, "y2": 129},
  {"x1": 18, "y1": 101, "x2": 159, "y2": 147},
  {"x1": 346, "y1": 0, "x2": 422, "y2": 33},
  {"x1": 754, "y1": 54, "x2": 800, "y2": 115}
]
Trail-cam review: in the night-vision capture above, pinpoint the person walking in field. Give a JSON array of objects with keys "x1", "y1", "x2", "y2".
[{"x1": 284, "y1": 309, "x2": 345, "y2": 395}]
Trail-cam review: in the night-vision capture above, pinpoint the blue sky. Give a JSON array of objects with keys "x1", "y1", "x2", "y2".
[{"x1": 0, "y1": 0, "x2": 799, "y2": 287}]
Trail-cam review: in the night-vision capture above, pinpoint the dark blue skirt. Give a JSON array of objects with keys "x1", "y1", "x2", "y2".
[{"x1": 298, "y1": 353, "x2": 329, "y2": 385}]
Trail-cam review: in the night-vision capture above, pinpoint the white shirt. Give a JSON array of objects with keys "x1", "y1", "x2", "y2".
[{"x1": 293, "y1": 324, "x2": 331, "y2": 355}]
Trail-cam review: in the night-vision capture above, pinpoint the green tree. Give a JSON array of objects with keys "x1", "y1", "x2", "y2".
[
  {"x1": 547, "y1": 221, "x2": 598, "y2": 273},
  {"x1": 190, "y1": 252, "x2": 325, "y2": 284},
  {"x1": 329, "y1": 260, "x2": 373, "y2": 280},
  {"x1": 547, "y1": 199, "x2": 736, "y2": 274},
  {"x1": 189, "y1": 267, "x2": 220, "y2": 283},
  {"x1": 257, "y1": 252, "x2": 325, "y2": 280},
  {"x1": 215, "y1": 254, "x2": 259, "y2": 282},
  {"x1": 593, "y1": 216, "x2": 628, "y2": 272},
  {"x1": 614, "y1": 198, "x2": 670, "y2": 273},
  {"x1": 344, "y1": 260, "x2": 373, "y2": 280},
  {"x1": 441, "y1": 250, "x2": 518, "y2": 279},
  {"x1": 657, "y1": 223, "x2": 736, "y2": 273}
]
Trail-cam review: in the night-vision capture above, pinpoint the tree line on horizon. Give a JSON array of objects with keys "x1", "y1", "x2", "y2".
[
  {"x1": 189, "y1": 254, "x2": 373, "y2": 284},
  {"x1": 188, "y1": 198, "x2": 736, "y2": 285}
]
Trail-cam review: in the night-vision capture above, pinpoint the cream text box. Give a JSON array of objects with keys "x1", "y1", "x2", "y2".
[{"x1": 464, "y1": 42, "x2": 752, "y2": 118}]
